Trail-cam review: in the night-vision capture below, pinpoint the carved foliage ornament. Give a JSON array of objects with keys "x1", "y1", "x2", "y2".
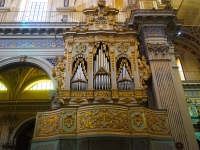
[
  {"x1": 64, "y1": 115, "x2": 75, "y2": 128},
  {"x1": 132, "y1": 114, "x2": 143, "y2": 127},
  {"x1": 121, "y1": 98, "x2": 133, "y2": 104},
  {"x1": 138, "y1": 55, "x2": 151, "y2": 89},
  {"x1": 78, "y1": 109, "x2": 129, "y2": 130},
  {"x1": 52, "y1": 56, "x2": 66, "y2": 90},
  {"x1": 37, "y1": 115, "x2": 60, "y2": 135},
  {"x1": 95, "y1": 20, "x2": 107, "y2": 29},
  {"x1": 73, "y1": 99, "x2": 85, "y2": 104},
  {"x1": 146, "y1": 113, "x2": 170, "y2": 134},
  {"x1": 118, "y1": 43, "x2": 128, "y2": 53},
  {"x1": 76, "y1": 43, "x2": 86, "y2": 53}
]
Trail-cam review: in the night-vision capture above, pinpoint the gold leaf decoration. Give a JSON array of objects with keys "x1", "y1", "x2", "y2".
[
  {"x1": 132, "y1": 114, "x2": 143, "y2": 127},
  {"x1": 64, "y1": 115, "x2": 75, "y2": 128},
  {"x1": 73, "y1": 99, "x2": 84, "y2": 104},
  {"x1": 121, "y1": 98, "x2": 133, "y2": 104},
  {"x1": 78, "y1": 109, "x2": 129, "y2": 130},
  {"x1": 96, "y1": 98, "x2": 110, "y2": 103}
]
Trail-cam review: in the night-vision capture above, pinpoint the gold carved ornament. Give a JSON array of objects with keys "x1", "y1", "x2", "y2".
[
  {"x1": 132, "y1": 114, "x2": 143, "y2": 127},
  {"x1": 37, "y1": 115, "x2": 60, "y2": 135},
  {"x1": 64, "y1": 115, "x2": 75, "y2": 128},
  {"x1": 76, "y1": 43, "x2": 86, "y2": 53},
  {"x1": 118, "y1": 43, "x2": 128, "y2": 53},
  {"x1": 52, "y1": 56, "x2": 66, "y2": 90},
  {"x1": 120, "y1": 98, "x2": 133, "y2": 104},
  {"x1": 97, "y1": 98, "x2": 110, "y2": 103},
  {"x1": 135, "y1": 90, "x2": 147, "y2": 103},
  {"x1": 72, "y1": 99, "x2": 85, "y2": 104},
  {"x1": 138, "y1": 55, "x2": 151, "y2": 89},
  {"x1": 71, "y1": 92, "x2": 87, "y2": 97},
  {"x1": 78, "y1": 109, "x2": 129, "y2": 130},
  {"x1": 146, "y1": 113, "x2": 169, "y2": 134},
  {"x1": 118, "y1": 92, "x2": 134, "y2": 97},
  {"x1": 94, "y1": 91, "x2": 111, "y2": 97},
  {"x1": 95, "y1": 20, "x2": 107, "y2": 29}
]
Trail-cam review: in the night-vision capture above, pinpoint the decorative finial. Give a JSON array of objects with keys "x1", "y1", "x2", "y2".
[{"x1": 97, "y1": 0, "x2": 106, "y2": 7}]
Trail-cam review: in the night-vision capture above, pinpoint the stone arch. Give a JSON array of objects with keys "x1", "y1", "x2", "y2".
[
  {"x1": 0, "y1": 56, "x2": 57, "y2": 89},
  {"x1": 10, "y1": 115, "x2": 36, "y2": 140}
]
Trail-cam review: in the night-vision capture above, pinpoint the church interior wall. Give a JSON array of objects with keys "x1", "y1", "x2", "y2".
[{"x1": 0, "y1": 0, "x2": 200, "y2": 149}]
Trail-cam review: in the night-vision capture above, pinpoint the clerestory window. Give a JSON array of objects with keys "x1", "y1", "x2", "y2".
[
  {"x1": 20, "y1": 0, "x2": 48, "y2": 22},
  {"x1": 25, "y1": 80, "x2": 53, "y2": 90},
  {"x1": 0, "y1": 82, "x2": 7, "y2": 90}
]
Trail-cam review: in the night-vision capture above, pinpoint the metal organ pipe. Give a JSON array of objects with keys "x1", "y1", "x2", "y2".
[
  {"x1": 71, "y1": 62, "x2": 87, "y2": 91},
  {"x1": 93, "y1": 44, "x2": 111, "y2": 90},
  {"x1": 117, "y1": 63, "x2": 134, "y2": 90}
]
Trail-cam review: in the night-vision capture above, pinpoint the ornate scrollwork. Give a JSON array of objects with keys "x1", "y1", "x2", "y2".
[
  {"x1": 64, "y1": 115, "x2": 75, "y2": 128},
  {"x1": 97, "y1": 98, "x2": 110, "y2": 103},
  {"x1": 52, "y1": 56, "x2": 66, "y2": 90},
  {"x1": 37, "y1": 115, "x2": 60, "y2": 135},
  {"x1": 95, "y1": 20, "x2": 107, "y2": 29},
  {"x1": 118, "y1": 43, "x2": 128, "y2": 53},
  {"x1": 76, "y1": 43, "x2": 86, "y2": 53},
  {"x1": 138, "y1": 55, "x2": 151, "y2": 89},
  {"x1": 78, "y1": 109, "x2": 129, "y2": 130},
  {"x1": 121, "y1": 98, "x2": 133, "y2": 104},
  {"x1": 146, "y1": 113, "x2": 169, "y2": 133},
  {"x1": 94, "y1": 91, "x2": 111, "y2": 97},
  {"x1": 87, "y1": 98, "x2": 94, "y2": 104},
  {"x1": 118, "y1": 92, "x2": 134, "y2": 97},
  {"x1": 135, "y1": 90, "x2": 147, "y2": 103},
  {"x1": 71, "y1": 92, "x2": 87, "y2": 97},
  {"x1": 73, "y1": 99, "x2": 84, "y2": 104},
  {"x1": 132, "y1": 114, "x2": 143, "y2": 127}
]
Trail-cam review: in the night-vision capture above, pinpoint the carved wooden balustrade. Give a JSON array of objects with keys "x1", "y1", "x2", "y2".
[{"x1": 33, "y1": 105, "x2": 171, "y2": 140}]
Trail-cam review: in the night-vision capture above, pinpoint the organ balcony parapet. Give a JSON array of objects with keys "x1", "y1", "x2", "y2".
[{"x1": 33, "y1": 105, "x2": 171, "y2": 140}]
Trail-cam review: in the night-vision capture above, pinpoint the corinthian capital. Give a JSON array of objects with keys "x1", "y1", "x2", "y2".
[{"x1": 147, "y1": 43, "x2": 169, "y2": 55}]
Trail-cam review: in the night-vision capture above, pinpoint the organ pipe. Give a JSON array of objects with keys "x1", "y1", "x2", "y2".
[
  {"x1": 71, "y1": 62, "x2": 87, "y2": 90},
  {"x1": 117, "y1": 63, "x2": 134, "y2": 90},
  {"x1": 93, "y1": 43, "x2": 111, "y2": 90}
]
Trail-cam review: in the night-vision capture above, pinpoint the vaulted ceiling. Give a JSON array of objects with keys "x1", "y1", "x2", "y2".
[
  {"x1": 0, "y1": 63, "x2": 49, "y2": 100},
  {"x1": 173, "y1": 0, "x2": 200, "y2": 63}
]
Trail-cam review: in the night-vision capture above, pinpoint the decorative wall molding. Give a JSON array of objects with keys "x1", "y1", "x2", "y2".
[{"x1": 0, "y1": 39, "x2": 64, "y2": 49}]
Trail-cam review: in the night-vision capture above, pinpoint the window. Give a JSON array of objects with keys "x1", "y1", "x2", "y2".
[
  {"x1": 0, "y1": 82, "x2": 7, "y2": 90},
  {"x1": 25, "y1": 80, "x2": 53, "y2": 90},
  {"x1": 21, "y1": 0, "x2": 48, "y2": 22},
  {"x1": 176, "y1": 57, "x2": 185, "y2": 80}
]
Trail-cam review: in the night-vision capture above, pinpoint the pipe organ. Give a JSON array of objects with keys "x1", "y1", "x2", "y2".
[
  {"x1": 93, "y1": 43, "x2": 111, "y2": 90},
  {"x1": 117, "y1": 59, "x2": 134, "y2": 90},
  {"x1": 53, "y1": 0, "x2": 151, "y2": 105},
  {"x1": 71, "y1": 58, "x2": 88, "y2": 90},
  {"x1": 33, "y1": 2, "x2": 187, "y2": 150}
]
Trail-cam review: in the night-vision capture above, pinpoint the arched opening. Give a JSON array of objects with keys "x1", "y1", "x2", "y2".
[
  {"x1": 14, "y1": 119, "x2": 35, "y2": 150},
  {"x1": 0, "y1": 62, "x2": 54, "y2": 100}
]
